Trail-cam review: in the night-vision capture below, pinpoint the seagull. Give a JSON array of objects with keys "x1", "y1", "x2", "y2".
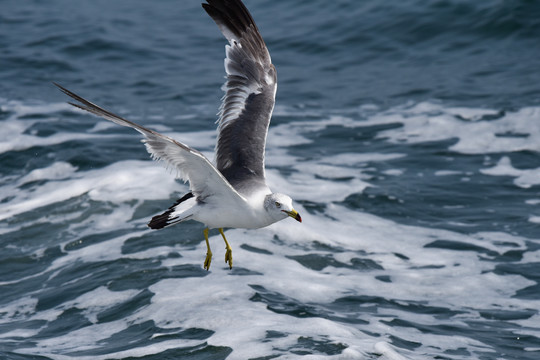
[{"x1": 55, "y1": 0, "x2": 301, "y2": 270}]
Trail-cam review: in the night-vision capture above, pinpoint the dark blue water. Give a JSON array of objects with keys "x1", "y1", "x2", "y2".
[{"x1": 1, "y1": 1, "x2": 540, "y2": 359}]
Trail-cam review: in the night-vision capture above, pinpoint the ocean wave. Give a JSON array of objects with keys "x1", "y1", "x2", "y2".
[{"x1": 1, "y1": 97, "x2": 539, "y2": 359}]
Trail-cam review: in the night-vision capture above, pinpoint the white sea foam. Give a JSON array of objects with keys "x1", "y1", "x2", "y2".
[
  {"x1": 528, "y1": 216, "x2": 540, "y2": 224},
  {"x1": 434, "y1": 170, "x2": 463, "y2": 176},
  {"x1": 18, "y1": 203, "x2": 532, "y2": 358},
  {"x1": 0, "y1": 100, "x2": 103, "y2": 154},
  {"x1": 63, "y1": 286, "x2": 141, "y2": 323},
  {"x1": 0, "y1": 160, "x2": 185, "y2": 222},
  {"x1": 358, "y1": 102, "x2": 540, "y2": 154},
  {"x1": 480, "y1": 156, "x2": 540, "y2": 188},
  {"x1": 3, "y1": 100, "x2": 539, "y2": 359}
]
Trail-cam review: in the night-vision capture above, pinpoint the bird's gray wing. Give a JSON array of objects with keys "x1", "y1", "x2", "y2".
[
  {"x1": 203, "y1": 0, "x2": 277, "y2": 190},
  {"x1": 54, "y1": 83, "x2": 248, "y2": 206}
]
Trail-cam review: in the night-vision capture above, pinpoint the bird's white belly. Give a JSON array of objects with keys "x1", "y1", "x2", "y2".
[{"x1": 193, "y1": 203, "x2": 275, "y2": 229}]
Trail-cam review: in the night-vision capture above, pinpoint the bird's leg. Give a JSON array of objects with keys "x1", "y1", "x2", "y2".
[
  {"x1": 219, "y1": 228, "x2": 233, "y2": 269},
  {"x1": 203, "y1": 228, "x2": 212, "y2": 270}
]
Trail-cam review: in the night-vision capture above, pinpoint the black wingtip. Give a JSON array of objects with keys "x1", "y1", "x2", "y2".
[
  {"x1": 147, "y1": 192, "x2": 194, "y2": 229},
  {"x1": 53, "y1": 81, "x2": 67, "y2": 94},
  {"x1": 148, "y1": 211, "x2": 175, "y2": 229},
  {"x1": 53, "y1": 82, "x2": 73, "y2": 95},
  {"x1": 53, "y1": 82, "x2": 80, "y2": 101},
  {"x1": 202, "y1": 0, "x2": 258, "y2": 40}
]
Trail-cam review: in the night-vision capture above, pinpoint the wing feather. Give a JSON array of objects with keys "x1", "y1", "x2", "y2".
[
  {"x1": 203, "y1": 0, "x2": 277, "y2": 189},
  {"x1": 54, "y1": 83, "x2": 247, "y2": 206}
]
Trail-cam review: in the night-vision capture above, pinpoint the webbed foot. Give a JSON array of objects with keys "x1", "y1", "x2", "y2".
[
  {"x1": 204, "y1": 249, "x2": 213, "y2": 271},
  {"x1": 219, "y1": 228, "x2": 233, "y2": 269},
  {"x1": 224, "y1": 244, "x2": 233, "y2": 269},
  {"x1": 203, "y1": 228, "x2": 212, "y2": 271}
]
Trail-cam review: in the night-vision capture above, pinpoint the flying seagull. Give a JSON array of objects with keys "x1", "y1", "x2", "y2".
[{"x1": 55, "y1": 0, "x2": 301, "y2": 270}]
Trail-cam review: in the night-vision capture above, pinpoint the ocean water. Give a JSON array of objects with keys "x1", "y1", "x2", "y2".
[{"x1": 1, "y1": 0, "x2": 540, "y2": 359}]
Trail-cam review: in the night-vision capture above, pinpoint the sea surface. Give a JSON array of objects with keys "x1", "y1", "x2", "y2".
[{"x1": 1, "y1": 0, "x2": 540, "y2": 359}]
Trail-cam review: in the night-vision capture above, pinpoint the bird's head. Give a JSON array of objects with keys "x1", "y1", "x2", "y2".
[{"x1": 265, "y1": 193, "x2": 302, "y2": 223}]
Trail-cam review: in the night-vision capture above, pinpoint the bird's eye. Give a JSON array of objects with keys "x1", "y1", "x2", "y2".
[{"x1": 275, "y1": 202, "x2": 281, "y2": 208}]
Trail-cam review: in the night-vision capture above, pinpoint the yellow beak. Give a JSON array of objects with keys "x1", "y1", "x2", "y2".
[{"x1": 283, "y1": 209, "x2": 302, "y2": 222}]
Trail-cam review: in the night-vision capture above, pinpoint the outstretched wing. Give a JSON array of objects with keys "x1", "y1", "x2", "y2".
[
  {"x1": 203, "y1": 0, "x2": 277, "y2": 188},
  {"x1": 54, "y1": 83, "x2": 247, "y2": 206}
]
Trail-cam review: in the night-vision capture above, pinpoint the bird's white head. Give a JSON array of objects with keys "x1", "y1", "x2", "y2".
[{"x1": 264, "y1": 193, "x2": 302, "y2": 223}]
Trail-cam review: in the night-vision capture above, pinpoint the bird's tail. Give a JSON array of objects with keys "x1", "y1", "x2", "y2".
[{"x1": 148, "y1": 192, "x2": 195, "y2": 229}]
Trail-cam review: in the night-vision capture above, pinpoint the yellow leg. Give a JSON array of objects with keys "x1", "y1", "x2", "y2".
[
  {"x1": 219, "y1": 228, "x2": 233, "y2": 269},
  {"x1": 203, "y1": 228, "x2": 212, "y2": 271}
]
